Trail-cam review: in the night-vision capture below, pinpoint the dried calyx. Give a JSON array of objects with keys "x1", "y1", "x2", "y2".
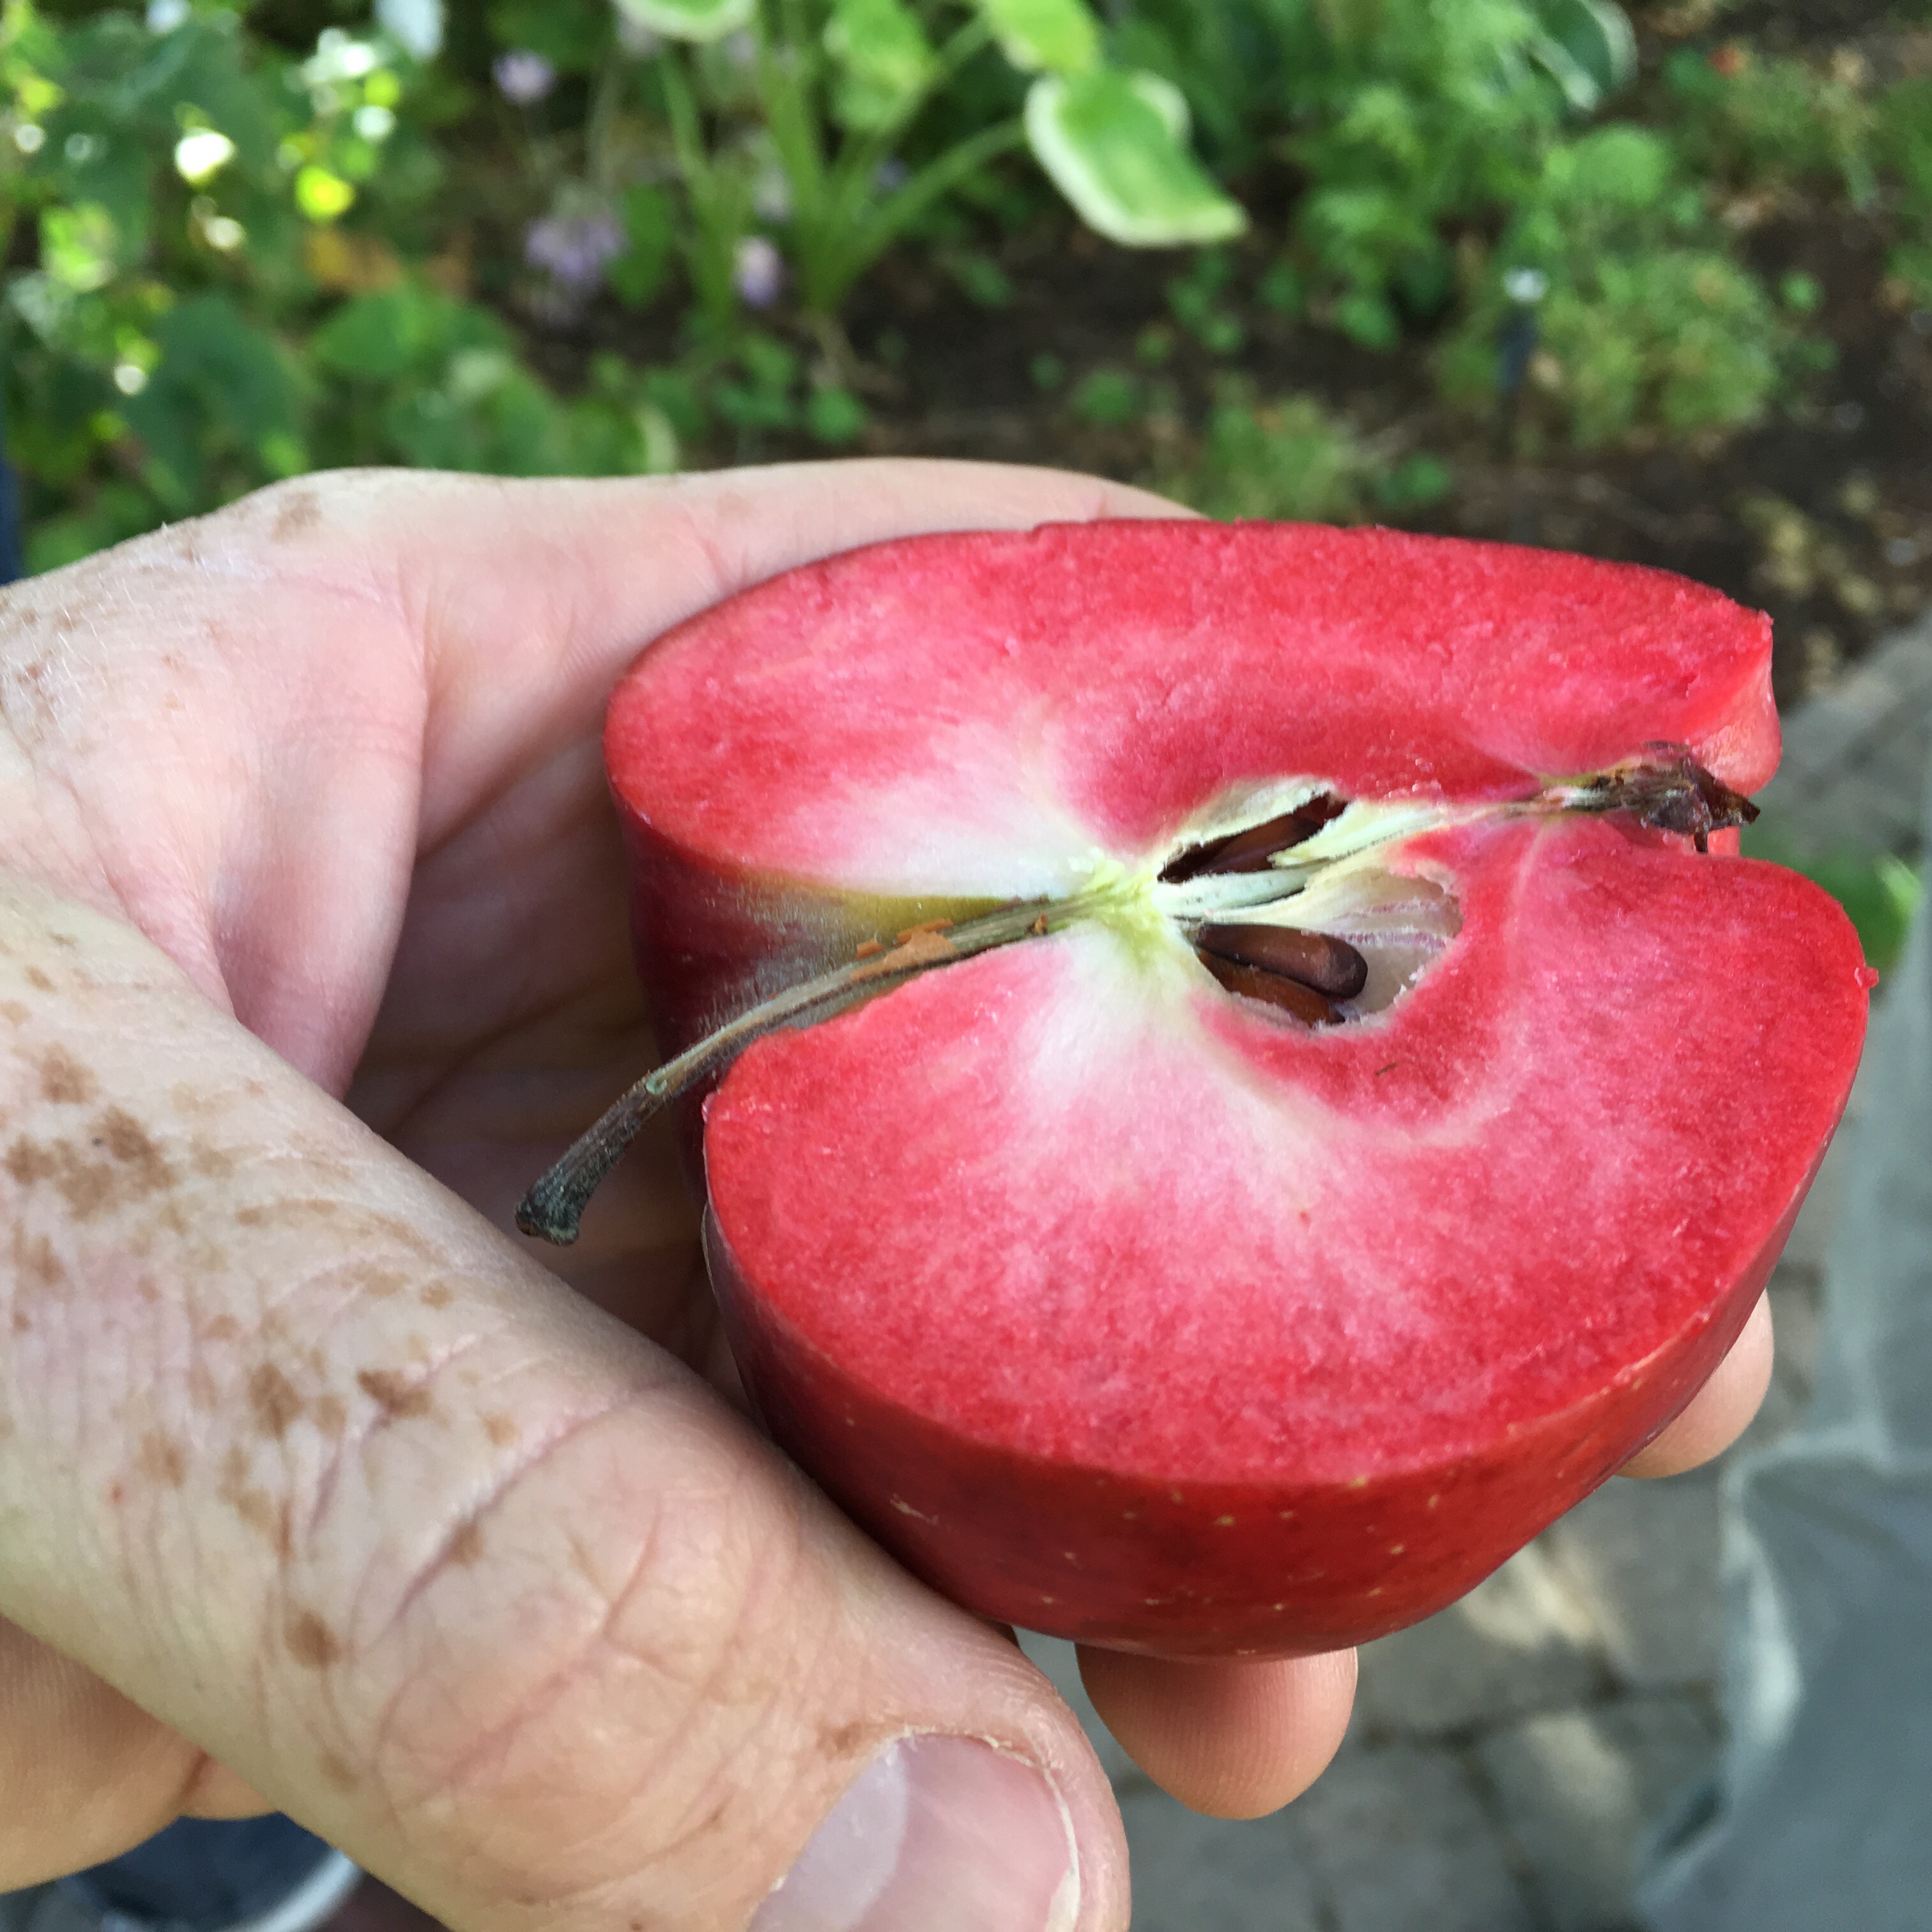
[{"x1": 516, "y1": 745, "x2": 1754, "y2": 1245}]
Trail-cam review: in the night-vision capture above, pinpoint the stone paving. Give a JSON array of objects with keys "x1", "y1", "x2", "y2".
[{"x1": 1021, "y1": 609, "x2": 1932, "y2": 1932}]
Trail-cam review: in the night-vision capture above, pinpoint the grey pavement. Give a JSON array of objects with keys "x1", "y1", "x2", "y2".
[{"x1": 1022, "y1": 607, "x2": 1932, "y2": 1932}]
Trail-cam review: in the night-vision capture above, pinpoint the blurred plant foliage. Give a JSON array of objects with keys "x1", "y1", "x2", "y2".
[
  {"x1": 1742, "y1": 817, "x2": 1924, "y2": 976},
  {"x1": 1, "y1": 0, "x2": 1927, "y2": 567},
  {"x1": 1160, "y1": 376, "x2": 1452, "y2": 523}
]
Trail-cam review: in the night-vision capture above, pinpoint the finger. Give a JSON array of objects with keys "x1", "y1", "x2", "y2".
[
  {"x1": 0, "y1": 1616, "x2": 270, "y2": 1885},
  {"x1": 0, "y1": 882, "x2": 1126, "y2": 1931},
  {"x1": 0, "y1": 464, "x2": 1184, "y2": 1101},
  {"x1": 1619, "y1": 1289, "x2": 1774, "y2": 1478},
  {"x1": 1077, "y1": 1647, "x2": 1357, "y2": 1819}
]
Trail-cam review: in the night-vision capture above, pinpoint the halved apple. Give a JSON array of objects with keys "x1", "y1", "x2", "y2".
[{"x1": 534, "y1": 521, "x2": 1870, "y2": 1658}]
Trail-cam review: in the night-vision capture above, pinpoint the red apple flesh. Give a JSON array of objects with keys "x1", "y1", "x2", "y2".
[{"x1": 598, "y1": 521, "x2": 1869, "y2": 1659}]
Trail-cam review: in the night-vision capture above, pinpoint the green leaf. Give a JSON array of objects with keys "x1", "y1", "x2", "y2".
[
  {"x1": 296, "y1": 165, "x2": 356, "y2": 222},
  {"x1": 608, "y1": 184, "x2": 675, "y2": 307},
  {"x1": 1374, "y1": 454, "x2": 1453, "y2": 512},
  {"x1": 804, "y1": 384, "x2": 868, "y2": 443},
  {"x1": 976, "y1": 0, "x2": 1101, "y2": 76},
  {"x1": 1528, "y1": 0, "x2": 1636, "y2": 113},
  {"x1": 119, "y1": 293, "x2": 302, "y2": 509},
  {"x1": 1333, "y1": 289, "x2": 1399, "y2": 349},
  {"x1": 824, "y1": 0, "x2": 936, "y2": 130},
  {"x1": 1025, "y1": 70, "x2": 1246, "y2": 248},
  {"x1": 1547, "y1": 126, "x2": 1672, "y2": 212},
  {"x1": 486, "y1": 0, "x2": 608, "y2": 70},
  {"x1": 1167, "y1": 381, "x2": 1365, "y2": 525},
  {"x1": 941, "y1": 249, "x2": 1015, "y2": 309},
  {"x1": 1070, "y1": 367, "x2": 1142, "y2": 427},
  {"x1": 613, "y1": 0, "x2": 755, "y2": 45},
  {"x1": 40, "y1": 205, "x2": 121, "y2": 294},
  {"x1": 310, "y1": 282, "x2": 507, "y2": 381}
]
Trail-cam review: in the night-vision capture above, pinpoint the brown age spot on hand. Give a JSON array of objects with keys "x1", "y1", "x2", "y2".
[
  {"x1": 482, "y1": 1413, "x2": 518, "y2": 1447},
  {"x1": 270, "y1": 488, "x2": 323, "y2": 541},
  {"x1": 286, "y1": 1609, "x2": 341, "y2": 1669},
  {"x1": 10, "y1": 1226, "x2": 65, "y2": 1289},
  {"x1": 230, "y1": 1197, "x2": 438, "y2": 1262},
  {"x1": 190, "y1": 1138, "x2": 236, "y2": 1179},
  {"x1": 3, "y1": 1138, "x2": 52, "y2": 1186},
  {"x1": 357, "y1": 1368, "x2": 432, "y2": 1422},
  {"x1": 139, "y1": 1432, "x2": 188, "y2": 1487},
  {"x1": 249, "y1": 1363, "x2": 305, "y2": 1438},
  {"x1": 99, "y1": 1107, "x2": 165, "y2": 1174},
  {"x1": 818, "y1": 1721, "x2": 869, "y2": 1759},
  {"x1": 12, "y1": 1310, "x2": 29, "y2": 1333},
  {"x1": 418, "y1": 1281, "x2": 452, "y2": 1309},
  {"x1": 218, "y1": 1445, "x2": 291, "y2": 1553},
  {"x1": 318, "y1": 1751, "x2": 356, "y2": 1793},
  {"x1": 24, "y1": 967, "x2": 52, "y2": 992},
  {"x1": 311, "y1": 1393, "x2": 346, "y2": 1438},
  {"x1": 447, "y1": 1519, "x2": 484, "y2": 1567},
  {"x1": 203, "y1": 1313, "x2": 240, "y2": 1343},
  {"x1": 1, "y1": 1002, "x2": 27, "y2": 1026},
  {"x1": 351, "y1": 1265, "x2": 408, "y2": 1301},
  {"x1": 38, "y1": 1046, "x2": 97, "y2": 1105},
  {"x1": 4, "y1": 1108, "x2": 177, "y2": 1220},
  {"x1": 235, "y1": 1491, "x2": 292, "y2": 1556}
]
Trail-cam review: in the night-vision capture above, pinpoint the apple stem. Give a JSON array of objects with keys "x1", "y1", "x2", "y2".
[
  {"x1": 515, "y1": 891, "x2": 1079, "y2": 1244},
  {"x1": 518, "y1": 749, "x2": 1754, "y2": 1245}
]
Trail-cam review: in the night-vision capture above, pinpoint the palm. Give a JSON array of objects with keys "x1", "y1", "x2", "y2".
[{"x1": 344, "y1": 730, "x2": 709, "y2": 1360}]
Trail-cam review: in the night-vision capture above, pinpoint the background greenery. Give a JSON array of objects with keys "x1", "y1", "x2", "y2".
[{"x1": 3, "y1": 0, "x2": 1928, "y2": 956}]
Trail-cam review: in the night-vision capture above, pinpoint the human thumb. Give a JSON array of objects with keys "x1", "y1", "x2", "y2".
[{"x1": 0, "y1": 880, "x2": 1123, "y2": 1931}]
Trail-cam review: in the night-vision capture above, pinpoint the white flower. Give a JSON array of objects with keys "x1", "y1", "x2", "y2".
[
  {"x1": 376, "y1": 0, "x2": 444, "y2": 61},
  {"x1": 174, "y1": 128, "x2": 236, "y2": 185}
]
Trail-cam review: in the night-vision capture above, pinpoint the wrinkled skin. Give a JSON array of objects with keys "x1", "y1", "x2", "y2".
[{"x1": 0, "y1": 467, "x2": 1772, "y2": 1929}]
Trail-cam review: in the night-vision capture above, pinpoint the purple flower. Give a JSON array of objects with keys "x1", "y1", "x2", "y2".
[
  {"x1": 494, "y1": 49, "x2": 556, "y2": 104},
  {"x1": 525, "y1": 207, "x2": 625, "y2": 293},
  {"x1": 733, "y1": 235, "x2": 785, "y2": 309}
]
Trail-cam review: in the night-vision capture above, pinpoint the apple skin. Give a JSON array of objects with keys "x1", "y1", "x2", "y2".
[
  {"x1": 705, "y1": 1193, "x2": 1785, "y2": 1656},
  {"x1": 600, "y1": 521, "x2": 1869, "y2": 1659}
]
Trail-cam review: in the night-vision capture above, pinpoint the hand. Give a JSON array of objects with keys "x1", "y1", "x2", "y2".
[{"x1": 0, "y1": 466, "x2": 1770, "y2": 1931}]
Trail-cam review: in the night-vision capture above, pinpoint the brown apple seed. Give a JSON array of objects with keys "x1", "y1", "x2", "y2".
[
  {"x1": 1195, "y1": 924, "x2": 1369, "y2": 1000},
  {"x1": 1195, "y1": 950, "x2": 1342, "y2": 1026}
]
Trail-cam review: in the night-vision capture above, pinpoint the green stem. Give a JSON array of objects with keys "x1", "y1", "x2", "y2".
[
  {"x1": 516, "y1": 750, "x2": 1752, "y2": 1246},
  {"x1": 585, "y1": 54, "x2": 624, "y2": 197},
  {"x1": 659, "y1": 49, "x2": 743, "y2": 324},
  {"x1": 759, "y1": 0, "x2": 830, "y2": 225},
  {"x1": 812, "y1": 114, "x2": 1025, "y2": 314}
]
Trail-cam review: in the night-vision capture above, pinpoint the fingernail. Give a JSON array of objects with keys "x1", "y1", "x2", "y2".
[{"x1": 751, "y1": 1734, "x2": 1080, "y2": 1932}]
